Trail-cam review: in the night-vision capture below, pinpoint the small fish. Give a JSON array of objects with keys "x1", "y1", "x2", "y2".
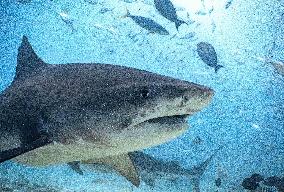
[
  {"x1": 225, "y1": 0, "x2": 234, "y2": 9},
  {"x1": 179, "y1": 32, "x2": 196, "y2": 40},
  {"x1": 211, "y1": 20, "x2": 216, "y2": 33},
  {"x1": 269, "y1": 60, "x2": 284, "y2": 76},
  {"x1": 255, "y1": 56, "x2": 284, "y2": 77},
  {"x1": 186, "y1": 13, "x2": 195, "y2": 25},
  {"x1": 93, "y1": 23, "x2": 118, "y2": 35},
  {"x1": 154, "y1": 0, "x2": 186, "y2": 30},
  {"x1": 251, "y1": 55, "x2": 284, "y2": 76},
  {"x1": 191, "y1": 136, "x2": 203, "y2": 145},
  {"x1": 196, "y1": 42, "x2": 224, "y2": 73},
  {"x1": 17, "y1": 0, "x2": 32, "y2": 3},
  {"x1": 200, "y1": 0, "x2": 206, "y2": 9},
  {"x1": 208, "y1": 7, "x2": 214, "y2": 15},
  {"x1": 99, "y1": 7, "x2": 114, "y2": 14},
  {"x1": 125, "y1": 10, "x2": 169, "y2": 35},
  {"x1": 59, "y1": 11, "x2": 76, "y2": 33},
  {"x1": 195, "y1": 10, "x2": 207, "y2": 15},
  {"x1": 84, "y1": 0, "x2": 100, "y2": 5},
  {"x1": 123, "y1": 0, "x2": 138, "y2": 3}
]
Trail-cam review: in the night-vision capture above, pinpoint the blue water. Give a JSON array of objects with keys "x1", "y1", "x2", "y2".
[{"x1": 0, "y1": 0, "x2": 283, "y2": 191}]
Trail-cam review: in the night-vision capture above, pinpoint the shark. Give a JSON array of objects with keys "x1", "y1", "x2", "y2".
[
  {"x1": 0, "y1": 36, "x2": 214, "y2": 186},
  {"x1": 129, "y1": 151, "x2": 216, "y2": 191},
  {"x1": 266, "y1": 59, "x2": 284, "y2": 76},
  {"x1": 69, "y1": 150, "x2": 218, "y2": 191}
]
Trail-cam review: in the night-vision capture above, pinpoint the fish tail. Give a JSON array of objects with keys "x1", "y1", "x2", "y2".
[
  {"x1": 175, "y1": 19, "x2": 186, "y2": 30},
  {"x1": 186, "y1": 148, "x2": 221, "y2": 191},
  {"x1": 215, "y1": 65, "x2": 224, "y2": 73}
]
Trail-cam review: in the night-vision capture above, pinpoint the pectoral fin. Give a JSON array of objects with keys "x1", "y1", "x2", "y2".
[
  {"x1": 90, "y1": 153, "x2": 140, "y2": 187},
  {"x1": 68, "y1": 161, "x2": 84, "y2": 175},
  {"x1": 0, "y1": 133, "x2": 51, "y2": 164}
]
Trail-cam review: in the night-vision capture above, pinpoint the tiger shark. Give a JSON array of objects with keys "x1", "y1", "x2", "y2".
[{"x1": 0, "y1": 36, "x2": 214, "y2": 186}]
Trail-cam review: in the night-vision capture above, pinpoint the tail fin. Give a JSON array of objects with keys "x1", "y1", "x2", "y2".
[
  {"x1": 214, "y1": 65, "x2": 224, "y2": 73},
  {"x1": 186, "y1": 149, "x2": 220, "y2": 192},
  {"x1": 175, "y1": 19, "x2": 186, "y2": 30}
]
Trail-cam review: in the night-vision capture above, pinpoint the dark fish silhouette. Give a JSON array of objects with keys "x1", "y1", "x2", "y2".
[
  {"x1": 196, "y1": 42, "x2": 223, "y2": 73},
  {"x1": 195, "y1": 10, "x2": 207, "y2": 16},
  {"x1": 179, "y1": 32, "x2": 196, "y2": 40},
  {"x1": 99, "y1": 7, "x2": 114, "y2": 14},
  {"x1": 267, "y1": 59, "x2": 284, "y2": 76},
  {"x1": 154, "y1": 0, "x2": 186, "y2": 30},
  {"x1": 84, "y1": 0, "x2": 100, "y2": 5},
  {"x1": 225, "y1": 0, "x2": 234, "y2": 9},
  {"x1": 59, "y1": 12, "x2": 76, "y2": 33},
  {"x1": 17, "y1": 0, "x2": 32, "y2": 4},
  {"x1": 125, "y1": 10, "x2": 169, "y2": 35}
]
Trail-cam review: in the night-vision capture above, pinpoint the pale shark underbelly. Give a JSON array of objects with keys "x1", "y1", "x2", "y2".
[{"x1": 13, "y1": 120, "x2": 188, "y2": 167}]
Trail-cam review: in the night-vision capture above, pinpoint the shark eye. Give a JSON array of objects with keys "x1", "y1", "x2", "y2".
[{"x1": 140, "y1": 89, "x2": 150, "y2": 98}]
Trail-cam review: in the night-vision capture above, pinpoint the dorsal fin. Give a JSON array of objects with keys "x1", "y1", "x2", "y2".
[{"x1": 15, "y1": 36, "x2": 47, "y2": 80}]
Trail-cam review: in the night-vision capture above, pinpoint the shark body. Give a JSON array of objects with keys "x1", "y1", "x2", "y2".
[
  {"x1": 129, "y1": 151, "x2": 216, "y2": 191},
  {"x1": 0, "y1": 36, "x2": 214, "y2": 186}
]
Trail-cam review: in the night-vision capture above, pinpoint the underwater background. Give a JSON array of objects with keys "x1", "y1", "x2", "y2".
[{"x1": 0, "y1": 0, "x2": 283, "y2": 191}]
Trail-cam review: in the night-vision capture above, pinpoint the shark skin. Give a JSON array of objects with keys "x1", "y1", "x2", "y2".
[{"x1": 0, "y1": 36, "x2": 214, "y2": 186}]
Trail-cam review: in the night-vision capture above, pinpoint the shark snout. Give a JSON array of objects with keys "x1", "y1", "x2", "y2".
[
  {"x1": 179, "y1": 84, "x2": 214, "y2": 114},
  {"x1": 197, "y1": 86, "x2": 214, "y2": 101}
]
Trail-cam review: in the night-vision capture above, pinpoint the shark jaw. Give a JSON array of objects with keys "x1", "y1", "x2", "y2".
[
  {"x1": 112, "y1": 87, "x2": 214, "y2": 152},
  {"x1": 129, "y1": 85, "x2": 214, "y2": 128},
  {"x1": 122, "y1": 115, "x2": 190, "y2": 148}
]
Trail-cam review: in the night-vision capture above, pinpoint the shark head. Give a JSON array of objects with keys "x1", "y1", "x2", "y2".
[
  {"x1": 78, "y1": 68, "x2": 214, "y2": 153},
  {"x1": 92, "y1": 78, "x2": 214, "y2": 151},
  {"x1": 0, "y1": 36, "x2": 214, "y2": 167}
]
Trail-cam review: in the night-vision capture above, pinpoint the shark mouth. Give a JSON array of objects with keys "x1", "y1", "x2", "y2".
[
  {"x1": 132, "y1": 114, "x2": 190, "y2": 132},
  {"x1": 145, "y1": 115, "x2": 189, "y2": 125},
  {"x1": 132, "y1": 108, "x2": 199, "y2": 128}
]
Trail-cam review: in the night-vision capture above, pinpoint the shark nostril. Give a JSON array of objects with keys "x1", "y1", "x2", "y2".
[{"x1": 179, "y1": 95, "x2": 190, "y2": 107}]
